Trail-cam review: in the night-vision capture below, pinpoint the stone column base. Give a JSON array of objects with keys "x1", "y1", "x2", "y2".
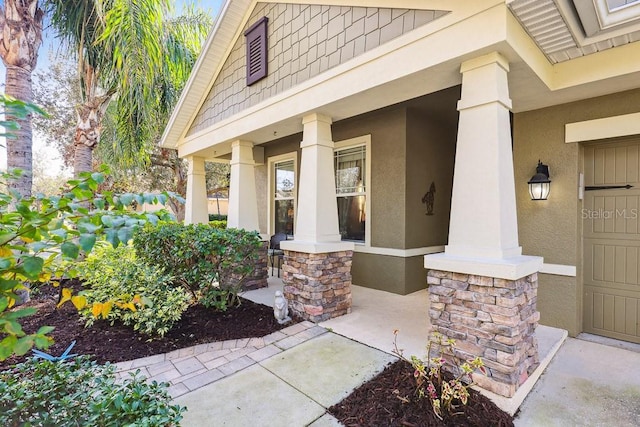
[
  {"x1": 241, "y1": 241, "x2": 268, "y2": 291},
  {"x1": 282, "y1": 250, "x2": 353, "y2": 322},
  {"x1": 427, "y1": 269, "x2": 540, "y2": 397}
]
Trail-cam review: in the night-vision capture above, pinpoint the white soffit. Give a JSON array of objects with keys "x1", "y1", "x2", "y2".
[{"x1": 508, "y1": 0, "x2": 640, "y2": 63}]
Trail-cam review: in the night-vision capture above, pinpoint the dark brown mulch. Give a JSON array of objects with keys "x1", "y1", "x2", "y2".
[
  {"x1": 329, "y1": 360, "x2": 514, "y2": 427},
  {"x1": 3, "y1": 283, "x2": 514, "y2": 427},
  {"x1": 0, "y1": 280, "x2": 298, "y2": 370}
]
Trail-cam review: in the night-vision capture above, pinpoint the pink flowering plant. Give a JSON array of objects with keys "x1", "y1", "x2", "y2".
[{"x1": 393, "y1": 330, "x2": 486, "y2": 420}]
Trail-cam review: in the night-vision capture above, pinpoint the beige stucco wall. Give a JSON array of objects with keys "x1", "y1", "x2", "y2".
[
  {"x1": 513, "y1": 87, "x2": 640, "y2": 336},
  {"x1": 188, "y1": 4, "x2": 447, "y2": 136},
  {"x1": 334, "y1": 107, "x2": 408, "y2": 249}
]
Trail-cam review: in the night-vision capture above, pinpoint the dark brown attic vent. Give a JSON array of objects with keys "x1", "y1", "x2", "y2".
[{"x1": 244, "y1": 16, "x2": 268, "y2": 86}]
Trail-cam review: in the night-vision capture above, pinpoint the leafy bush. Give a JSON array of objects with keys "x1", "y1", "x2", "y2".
[
  {"x1": 134, "y1": 224, "x2": 262, "y2": 310},
  {"x1": 0, "y1": 166, "x2": 178, "y2": 361},
  {"x1": 74, "y1": 243, "x2": 191, "y2": 337},
  {"x1": 208, "y1": 214, "x2": 227, "y2": 222},
  {"x1": 209, "y1": 220, "x2": 227, "y2": 229},
  {"x1": 0, "y1": 356, "x2": 185, "y2": 426}
]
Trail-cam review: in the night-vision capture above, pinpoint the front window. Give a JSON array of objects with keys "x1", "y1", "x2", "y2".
[
  {"x1": 273, "y1": 159, "x2": 295, "y2": 236},
  {"x1": 335, "y1": 144, "x2": 366, "y2": 242}
]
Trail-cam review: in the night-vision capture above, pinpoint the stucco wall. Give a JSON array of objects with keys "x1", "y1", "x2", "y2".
[
  {"x1": 513, "y1": 87, "x2": 640, "y2": 336},
  {"x1": 405, "y1": 105, "x2": 457, "y2": 249},
  {"x1": 333, "y1": 107, "x2": 407, "y2": 249},
  {"x1": 188, "y1": 3, "x2": 447, "y2": 136}
]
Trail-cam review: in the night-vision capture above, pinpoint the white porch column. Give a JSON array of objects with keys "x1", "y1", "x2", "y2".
[
  {"x1": 281, "y1": 113, "x2": 353, "y2": 253},
  {"x1": 425, "y1": 52, "x2": 542, "y2": 279},
  {"x1": 227, "y1": 140, "x2": 260, "y2": 231},
  {"x1": 280, "y1": 113, "x2": 353, "y2": 323},
  {"x1": 185, "y1": 156, "x2": 209, "y2": 225}
]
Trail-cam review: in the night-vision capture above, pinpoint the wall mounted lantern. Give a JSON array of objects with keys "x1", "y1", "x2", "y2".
[{"x1": 528, "y1": 160, "x2": 551, "y2": 201}]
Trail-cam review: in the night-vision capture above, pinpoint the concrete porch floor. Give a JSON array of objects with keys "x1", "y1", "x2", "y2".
[{"x1": 243, "y1": 274, "x2": 568, "y2": 416}]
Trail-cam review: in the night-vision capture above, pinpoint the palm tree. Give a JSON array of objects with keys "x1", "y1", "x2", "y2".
[
  {"x1": 0, "y1": 0, "x2": 45, "y2": 197},
  {"x1": 46, "y1": 0, "x2": 194, "y2": 176}
]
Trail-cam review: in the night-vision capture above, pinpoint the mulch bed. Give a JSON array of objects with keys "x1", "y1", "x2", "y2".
[
  {"x1": 2, "y1": 282, "x2": 514, "y2": 426},
  {"x1": 329, "y1": 360, "x2": 514, "y2": 427},
  {"x1": 0, "y1": 280, "x2": 298, "y2": 370}
]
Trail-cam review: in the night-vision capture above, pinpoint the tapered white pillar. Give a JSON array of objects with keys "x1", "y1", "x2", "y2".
[
  {"x1": 281, "y1": 113, "x2": 353, "y2": 253},
  {"x1": 425, "y1": 52, "x2": 541, "y2": 279},
  {"x1": 185, "y1": 156, "x2": 209, "y2": 225},
  {"x1": 227, "y1": 140, "x2": 259, "y2": 231}
]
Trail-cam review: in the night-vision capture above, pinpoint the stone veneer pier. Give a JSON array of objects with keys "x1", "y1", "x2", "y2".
[
  {"x1": 427, "y1": 269, "x2": 540, "y2": 397},
  {"x1": 282, "y1": 250, "x2": 353, "y2": 322},
  {"x1": 240, "y1": 241, "x2": 268, "y2": 291}
]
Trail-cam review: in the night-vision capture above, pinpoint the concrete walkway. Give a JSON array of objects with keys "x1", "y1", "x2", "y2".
[
  {"x1": 113, "y1": 277, "x2": 640, "y2": 426},
  {"x1": 514, "y1": 337, "x2": 640, "y2": 427}
]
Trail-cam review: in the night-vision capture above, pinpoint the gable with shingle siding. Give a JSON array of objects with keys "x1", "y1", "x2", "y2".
[{"x1": 187, "y1": 3, "x2": 448, "y2": 137}]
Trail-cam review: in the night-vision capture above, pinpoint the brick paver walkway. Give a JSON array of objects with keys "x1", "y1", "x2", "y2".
[{"x1": 114, "y1": 321, "x2": 327, "y2": 398}]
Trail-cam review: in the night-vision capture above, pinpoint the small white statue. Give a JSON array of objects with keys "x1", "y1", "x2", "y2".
[{"x1": 274, "y1": 290, "x2": 291, "y2": 324}]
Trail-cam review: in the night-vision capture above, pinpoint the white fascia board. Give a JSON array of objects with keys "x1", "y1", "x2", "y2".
[
  {"x1": 160, "y1": 0, "x2": 254, "y2": 149},
  {"x1": 566, "y1": 112, "x2": 640, "y2": 143}
]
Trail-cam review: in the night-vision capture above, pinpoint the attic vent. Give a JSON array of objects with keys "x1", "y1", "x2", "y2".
[{"x1": 244, "y1": 17, "x2": 268, "y2": 86}]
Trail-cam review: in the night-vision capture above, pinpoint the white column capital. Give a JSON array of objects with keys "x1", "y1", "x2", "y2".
[
  {"x1": 187, "y1": 155, "x2": 206, "y2": 174},
  {"x1": 301, "y1": 114, "x2": 334, "y2": 149},
  {"x1": 302, "y1": 113, "x2": 332, "y2": 126},
  {"x1": 458, "y1": 51, "x2": 512, "y2": 111},
  {"x1": 460, "y1": 51, "x2": 509, "y2": 74},
  {"x1": 230, "y1": 140, "x2": 256, "y2": 166}
]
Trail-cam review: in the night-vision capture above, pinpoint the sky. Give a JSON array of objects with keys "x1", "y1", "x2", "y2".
[{"x1": 1, "y1": 0, "x2": 224, "y2": 176}]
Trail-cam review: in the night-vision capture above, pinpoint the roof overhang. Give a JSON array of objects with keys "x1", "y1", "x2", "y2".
[{"x1": 162, "y1": 0, "x2": 640, "y2": 160}]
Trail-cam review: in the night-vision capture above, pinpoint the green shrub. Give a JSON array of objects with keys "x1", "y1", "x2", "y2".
[
  {"x1": 75, "y1": 243, "x2": 191, "y2": 337},
  {"x1": 0, "y1": 356, "x2": 185, "y2": 426},
  {"x1": 133, "y1": 224, "x2": 262, "y2": 310},
  {"x1": 208, "y1": 214, "x2": 227, "y2": 222},
  {"x1": 209, "y1": 220, "x2": 227, "y2": 229}
]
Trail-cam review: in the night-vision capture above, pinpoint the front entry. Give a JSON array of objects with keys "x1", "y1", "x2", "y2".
[{"x1": 583, "y1": 138, "x2": 640, "y2": 343}]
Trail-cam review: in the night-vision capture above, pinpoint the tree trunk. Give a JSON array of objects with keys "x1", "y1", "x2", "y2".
[
  {"x1": 172, "y1": 157, "x2": 187, "y2": 222},
  {"x1": 5, "y1": 66, "x2": 33, "y2": 197},
  {"x1": 73, "y1": 102, "x2": 104, "y2": 176},
  {"x1": 0, "y1": 0, "x2": 44, "y2": 197}
]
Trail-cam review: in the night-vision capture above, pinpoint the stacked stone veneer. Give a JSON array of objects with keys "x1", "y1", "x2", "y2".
[
  {"x1": 427, "y1": 270, "x2": 540, "y2": 397},
  {"x1": 282, "y1": 250, "x2": 353, "y2": 322},
  {"x1": 240, "y1": 241, "x2": 268, "y2": 291}
]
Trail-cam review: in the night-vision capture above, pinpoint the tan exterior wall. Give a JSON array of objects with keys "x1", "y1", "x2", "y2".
[
  {"x1": 405, "y1": 102, "x2": 457, "y2": 248},
  {"x1": 188, "y1": 3, "x2": 447, "y2": 136},
  {"x1": 513, "y1": 87, "x2": 640, "y2": 336},
  {"x1": 334, "y1": 107, "x2": 407, "y2": 249}
]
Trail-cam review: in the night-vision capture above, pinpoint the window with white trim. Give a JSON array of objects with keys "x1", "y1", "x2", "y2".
[
  {"x1": 334, "y1": 139, "x2": 369, "y2": 243},
  {"x1": 271, "y1": 157, "x2": 296, "y2": 236}
]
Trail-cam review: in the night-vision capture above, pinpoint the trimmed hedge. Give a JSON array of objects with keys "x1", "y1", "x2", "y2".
[{"x1": 133, "y1": 224, "x2": 262, "y2": 311}]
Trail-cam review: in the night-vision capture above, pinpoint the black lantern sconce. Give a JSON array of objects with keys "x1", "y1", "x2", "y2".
[{"x1": 528, "y1": 160, "x2": 551, "y2": 201}]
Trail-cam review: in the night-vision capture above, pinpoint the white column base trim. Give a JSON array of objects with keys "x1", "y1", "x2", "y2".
[
  {"x1": 354, "y1": 245, "x2": 445, "y2": 258},
  {"x1": 424, "y1": 253, "x2": 543, "y2": 280},
  {"x1": 280, "y1": 240, "x2": 354, "y2": 254},
  {"x1": 539, "y1": 263, "x2": 577, "y2": 277}
]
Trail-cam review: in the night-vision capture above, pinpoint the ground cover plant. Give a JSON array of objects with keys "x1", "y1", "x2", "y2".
[
  {"x1": 74, "y1": 243, "x2": 191, "y2": 337},
  {"x1": 0, "y1": 356, "x2": 184, "y2": 426}
]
